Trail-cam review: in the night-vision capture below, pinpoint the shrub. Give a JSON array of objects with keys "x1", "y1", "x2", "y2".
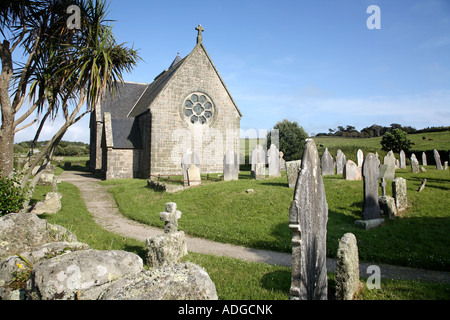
[
  {"x1": 0, "y1": 176, "x2": 26, "y2": 216},
  {"x1": 381, "y1": 129, "x2": 412, "y2": 153}
]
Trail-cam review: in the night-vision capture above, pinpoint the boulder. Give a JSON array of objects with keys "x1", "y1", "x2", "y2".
[
  {"x1": 98, "y1": 262, "x2": 218, "y2": 300},
  {"x1": 26, "y1": 249, "x2": 143, "y2": 300},
  {"x1": 31, "y1": 192, "x2": 62, "y2": 215},
  {"x1": 0, "y1": 212, "x2": 77, "y2": 259},
  {"x1": 0, "y1": 242, "x2": 89, "y2": 300}
]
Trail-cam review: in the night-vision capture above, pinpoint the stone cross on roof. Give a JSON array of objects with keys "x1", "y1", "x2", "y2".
[
  {"x1": 159, "y1": 202, "x2": 182, "y2": 233},
  {"x1": 195, "y1": 24, "x2": 204, "y2": 44}
]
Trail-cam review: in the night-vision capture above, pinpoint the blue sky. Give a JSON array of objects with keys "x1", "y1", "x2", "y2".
[{"x1": 14, "y1": 0, "x2": 450, "y2": 143}]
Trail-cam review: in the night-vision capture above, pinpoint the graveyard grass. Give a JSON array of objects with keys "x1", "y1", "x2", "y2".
[
  {"x1": 102, "y1": 167, "x2": 449, "y2": 273},
  {"x1": 34, "y1": 181, "x2": 449, "y2": 300}
]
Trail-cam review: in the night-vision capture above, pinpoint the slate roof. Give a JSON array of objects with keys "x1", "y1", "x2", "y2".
[
  {"x1": 102, "y1": 82, "x2": 148, "y2": 118},
  {"x1": 111, "y1": 117, "x2": 142, "y2": 149},
  {"x1": 128, "y1": 56, "x2": 186, "y2": 117}
]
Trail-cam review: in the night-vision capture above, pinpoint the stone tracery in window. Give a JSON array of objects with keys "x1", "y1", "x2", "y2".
[{"x1": 184, "y1": 93, "x2": 214, "y2": 125}]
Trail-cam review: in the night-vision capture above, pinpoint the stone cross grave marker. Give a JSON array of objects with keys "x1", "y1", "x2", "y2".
[
  {"x1": 160, "y1": 202, "x2": 182, "y2": 233},
  {"x1": 289, "y1": 139, "x2": 328, "y2": 300}
]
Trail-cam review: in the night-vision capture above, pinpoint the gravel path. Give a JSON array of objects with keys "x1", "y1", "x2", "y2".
[{"x1": 59, "y1": 170, "x2": 450, "y2": 284}]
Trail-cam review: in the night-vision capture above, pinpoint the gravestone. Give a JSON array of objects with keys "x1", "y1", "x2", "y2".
[
  {"x1": 145, "y1": 203, "x2": 188, "y2": 267},
  {"x1": 267, "y1": 144, "x2": 281, "y2": 177},
  {"x1": 362, "y1": 153, "x2": 380, "y2": 220},
  {"x1": 280, "y1": 151, "x2": 286, "y2": 170},
  {"x1": 343, "y1": 160, "x2": 362, "y2": 181},
  {"x1": 187, "y1": 164, "x2": 201, "y2": 186},
  {"x1": 383, "y1": 151, "x2": 396, "y2": 180},
  {"x1": 410, "y1": 154, "x2": 419, "y2": 173},
  {"x1": 321, "y1": 148, "x2": 334, "y2": 176},
  {"x1": 434, "y1": 149, "x2": 443, "y2": 170},
  {"x1": 392, "y1": 177, "x2": 407, "y2": 212},
  {"x1": 335, "y1": 233, "x2": 360, "y2": 300},
  {"x1": 182, "y1": 150, "x2": 201, "y2": 186},
  {"x1": 223, "y1": 149, "x2": 239, "y2": 181},
  {"x1": 399, "y1": 150, "x2": 406, "y2": 169},
  {"x1": 336, "y1": 149, "x2": 346, "y2": 175},
  {"x1": 378, "y1": 195, "x2": 397, "y2": 219},
  {"x1": 445, "y1": 161, "x2": 448, "y2": 170},
  {"x1": 357, "y1": 149, "x2": 364, "y2": 168},
  {"x1": 250, "y1": 144, "x2": 266, "y2": 179},
  {"x1": 289, "y1": 139, "x2": 328, "y2": 300},
  {"x1": 255, "y1": 163, "x2": 266, "y2": 180},
  {"x1": 422, "y1": 152, "x2": 427, "y2": 166},
  {"x1": 286, "y1": 160, "x2": 302, "y2": 188}
]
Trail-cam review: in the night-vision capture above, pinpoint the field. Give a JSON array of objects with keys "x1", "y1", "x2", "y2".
[{"x1": 34, "y1": 131, "x2": 450, "y2": 300}]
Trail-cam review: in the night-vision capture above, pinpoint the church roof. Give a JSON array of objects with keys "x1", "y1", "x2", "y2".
[{"x1": 102, "y1": 81, "x2": 148, "y2": 118}]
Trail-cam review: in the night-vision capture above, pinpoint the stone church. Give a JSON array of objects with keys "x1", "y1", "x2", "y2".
[{"x1": 89, "y1": 25, "x2": 242, "y2": 180}]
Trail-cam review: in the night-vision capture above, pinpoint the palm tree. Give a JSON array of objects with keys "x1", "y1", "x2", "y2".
[{"x1": 0, "y1": 0, "x2": 141, "y2": 207}]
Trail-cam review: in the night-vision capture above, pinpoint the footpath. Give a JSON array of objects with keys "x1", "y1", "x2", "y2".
[{"x1": 59, "y1": 170, "x2": 450, "y2": 284}]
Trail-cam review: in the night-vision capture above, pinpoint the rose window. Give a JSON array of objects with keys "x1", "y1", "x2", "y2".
[{"x1": 184, "y1": 93, "x2": 214, "y2": 125}]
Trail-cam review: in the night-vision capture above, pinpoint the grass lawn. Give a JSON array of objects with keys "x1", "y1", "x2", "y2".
[
  {"x1": 33, "y1": 181, "x2": 450, "y2": 300},
  {"x1": 102, "y1": 168, "x2": 450, "y2": 272}
]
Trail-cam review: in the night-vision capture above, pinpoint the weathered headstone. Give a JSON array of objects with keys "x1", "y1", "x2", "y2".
[
  {"x1": 250, "y1": 144, "x2": 266, "y2": 179},
  {"x1": 336, "y1": 149, "x2": 346, "y2": 175},
  {"x1": 182, "y1": 150, "x2": 200, "y2": 186},
  {"x1": 267, "y1": 144, "x2": 281, "y2": 177},
  {"x1": 422, "y1": 152, "x2": 427, "y2": 166},
  {"x1": 411, "y1": 154, "x2": 420, "y2": 173},
  {"x1": 383, "y1": 151, "x2": 396, "y2": 180},
  {"x1": 399, "y1": 150, "x2": 406, "y2": 169},
  {"x1": 321, "y1": 148, "x2": 334, "y2": 176},
  {"x1": 145, "y1": 203, "x2": 188, "y2": 267},
  {"x1": 187, "y1": 164, "x2": 201, "y2": 186},
  {"x1": 434, "y1": 149, "x2": 443, "y2": 170},
  {"x1": 335, "y1": 233, "x2": 360, "y2": 300},
  {"x1": 223, "y1": 149, "x2": 239, "y2": 181},
  {"x1": 378, "y1": 195, "x2": 397, "y2": 219},
  {"x1": 362, "y1": 153, "x2": 380, "y2": 220},
  {"x1": 445, "y1": 161, "x2": 448, "y2": 170},
  {"x1": 289, "y1": 139, "x2": 328, "y2": 300},
  {"x1": 279, "y1": 151, "x2": 286, "y2": 170},
  {"x1": 343, "y1": 160, "x2": 362, "y2": 181},
  {"x1": 357, "y1": 149, "x2": 364, "y2": 168},
  {"x1": 392, "y1": 177, "x2": 407, "y2": 212},
  {"x1": 286, "y1": 160, "x2": 302, "y2": 188}
]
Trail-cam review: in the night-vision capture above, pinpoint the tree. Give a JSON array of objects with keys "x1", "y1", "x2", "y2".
[
  {"x1": 1, "y1": 0, "x2": 140, "y2": 205},
  {"x1": 380, "y1": 128, "x2": 412, "y2": 153},
  {"x1": 267, "y1": 119, "x2": 308, "y2": 161}
]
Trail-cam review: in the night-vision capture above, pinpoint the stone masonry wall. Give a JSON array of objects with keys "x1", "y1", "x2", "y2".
[
  {"x1": 147, "y1": 44, "x2": 241, "y2": 176},
  {"x1": 106, "y1": 148, "x2": 141, "y2": 179}
]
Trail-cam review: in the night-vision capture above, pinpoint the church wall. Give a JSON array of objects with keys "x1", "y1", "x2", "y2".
[
  {"x1": 148, "y1": 45, "x2": 241, "y2": 176},
  {"x1": 138, "y1": 111, "x2": 152, "y2": 179},
  {"x1": 105, "y1": 148, "x2": 141, "y2": 180}
]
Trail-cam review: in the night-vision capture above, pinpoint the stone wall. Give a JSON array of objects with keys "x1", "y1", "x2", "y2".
[
  {"x1": 146, "y1": 44, "x2": 241, "y2": 176},
  {"x1": 106, "y1": 149, "x2": 141, "y2": 180}
]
